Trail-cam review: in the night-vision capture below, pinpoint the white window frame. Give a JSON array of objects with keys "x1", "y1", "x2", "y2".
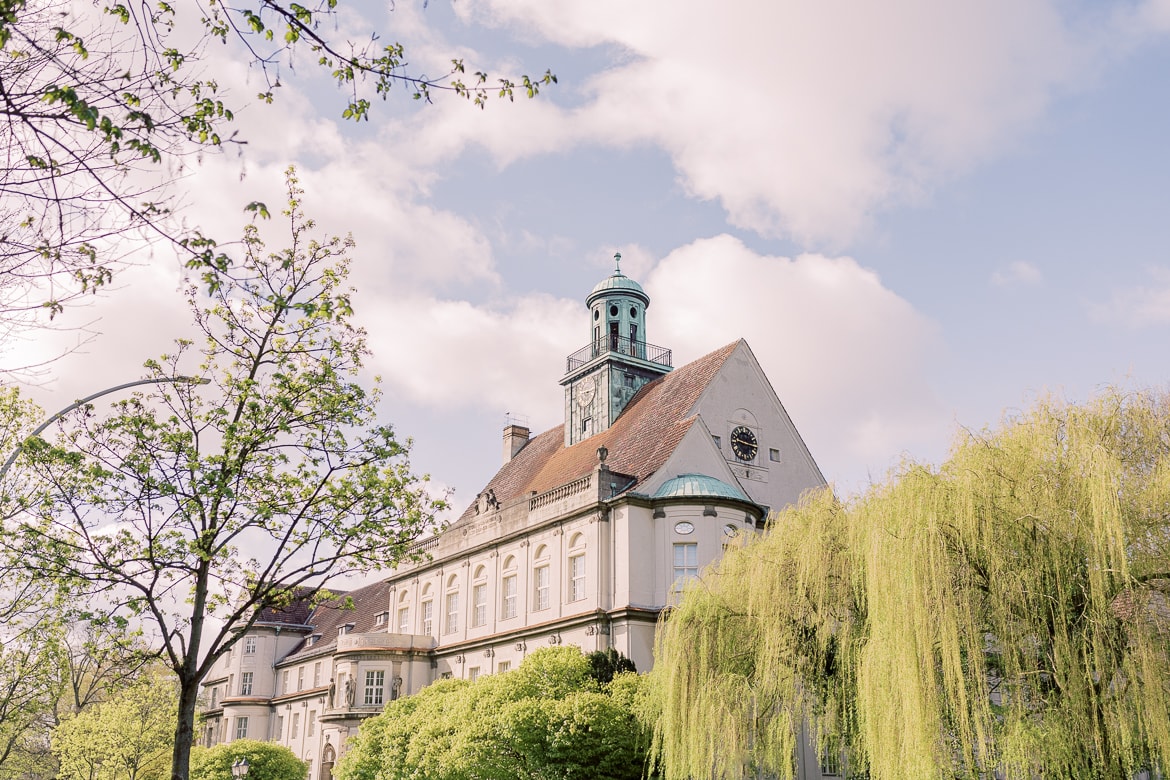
[
  {"x1": 569, "y1": 553, "x2": 586, "y2": 602},
  {"x1": 243, "y1": 636, "x2": 257, "y2": 655},
  {"x1": 235, "y1": 717, "x2": 248, "y2": 740},
  {"x1": 673, "y1": 542, "x2": 699, "y2": 585},
  {"x1": 240, "y1": 671, "x2": 253, "y2": 696},
  {"x1": 422, "y1": 599, "x2": 433, "y2": 636},
  {"x1": 445, "y1": 590, "x2": 459, "y2": 634},
  {"x1": 501, "y1": 574, "x2": 517, "y2": 620},
  {"x1": 534, "y1": 564, "x2": 550, "y2": 611},
  {"x1": 364, "y1": 670, "x2": 385, "y2": 706},
  {"x1": 472, "y1": 581, "x2": 487, "y2": 627},
  {"x1": 397, "y1": 605, "x2": 410, "y2": 633}
]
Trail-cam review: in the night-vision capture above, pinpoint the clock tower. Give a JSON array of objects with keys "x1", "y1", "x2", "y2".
[{"x1": 560, "y1": 254, "x2": 673, "y2": 446}]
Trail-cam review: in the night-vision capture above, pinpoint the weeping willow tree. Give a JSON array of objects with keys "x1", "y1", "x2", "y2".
[{"x1": 651, "y1": 390, "x2": 1170, "y2": 780}]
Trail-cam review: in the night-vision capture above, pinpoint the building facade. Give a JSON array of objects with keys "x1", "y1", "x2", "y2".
[{"x1": 199, "y1": 260, "x2": 835, "y2": 778}]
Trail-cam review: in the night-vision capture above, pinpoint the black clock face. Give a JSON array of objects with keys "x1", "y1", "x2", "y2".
[{"x1": 730, "y1": 425, "x2": 758, "y2": 461}]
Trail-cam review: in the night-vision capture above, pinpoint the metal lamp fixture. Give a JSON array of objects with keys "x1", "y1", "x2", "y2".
[{"x1": 231, "y1": 757, "x2": 250, "y2": 779}]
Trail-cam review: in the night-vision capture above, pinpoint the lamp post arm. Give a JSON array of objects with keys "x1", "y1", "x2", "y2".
[{"x1": 0, "y1": 376, "x2": 209, "y2": 482}]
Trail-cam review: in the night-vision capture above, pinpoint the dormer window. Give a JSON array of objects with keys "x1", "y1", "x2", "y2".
[
  {"x1": 338, "y1": 623, "x2": 354, "y2": 636},
  {"x1": 305, "y1": 633, "x2": 321, "y2": 647},
  {"x1": 375, "y1": 611, "x2": 388, "y2": 627}
]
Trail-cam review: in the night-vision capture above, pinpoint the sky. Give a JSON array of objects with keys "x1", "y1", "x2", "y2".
[{"x1": 9, "y1": 0, "x2": 1170, "y2": 517}]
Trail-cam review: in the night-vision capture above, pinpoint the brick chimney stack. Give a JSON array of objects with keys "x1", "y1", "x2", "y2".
[{"x1": 503, "y1": 424, "x2": 530, "y2": 464}]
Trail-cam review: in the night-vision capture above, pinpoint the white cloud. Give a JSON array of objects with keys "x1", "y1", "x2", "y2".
[
  {"x1": 1092, "y1": 267, "x2": 1170, "y2": 327},
  {"x1": 388, "y1": 0, "x2": 1162, "y2": 246},
  {"x1": 361, "y1": 293, "x2": 578, "y2": 426},
  {"x1": 992, "y1": 261, "x2": 1043, "y2": 287},
  {"x1": 646, "y1": 235, "x2": 947, "y2": 488}
]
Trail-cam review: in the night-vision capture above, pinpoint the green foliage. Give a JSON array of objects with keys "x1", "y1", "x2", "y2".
[
  {"x1": 7, "y1": 170, "x2": 444, "y2": 780},
  {"x1": 586, "y1": 646, "x2": 637, "y2": 684},
  {"x1": 652, "y1": 389, "x2": 1170, "y2": 780},
  {"x1": 0, "y1": 0, "x2": 554, "y2": 341},
  {"x1": 189, "y1": 740, "x2": 305, "y2": 780},
  {"x1": 337, "y1": 647, "x2": 651, "y2": 780},
  {"x1": 53, "y1": 672, "x2": 177, "y2": 780}
]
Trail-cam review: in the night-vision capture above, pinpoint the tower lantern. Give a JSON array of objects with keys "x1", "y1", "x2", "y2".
[{"x1": 560, "y1": 254, "x2": 672, "y2": 446}]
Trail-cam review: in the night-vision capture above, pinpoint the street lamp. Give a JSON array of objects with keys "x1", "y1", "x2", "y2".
[
  {"x1": 0, "y1": 375, "x2": 209, "y2": 481},
  {"x1": 231, "y1": 757, "x2": 250, "y2": 779}
]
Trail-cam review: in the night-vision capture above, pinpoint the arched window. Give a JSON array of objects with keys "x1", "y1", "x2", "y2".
[
  {"x1": 501, "y1": 555, "x2": 518, "y2": 620},
  {"x1": 472, "y1": 565, "x2": 488, "y2": 628},
  {"x1": 533, "y1": 544, "x2": 550, "y2": 611},
  {"x1": 444, "y1": 575, "x2": 459, "y2": 634},
  {"x1": 567, "y1": 533, "x2": 586, "y2": 602},
  {"x1": 420, "y1": 583, "x2": 434, "y2": 636},
  {"x1": 397, "y1": 590, "x2": 410, "y2": 633}
]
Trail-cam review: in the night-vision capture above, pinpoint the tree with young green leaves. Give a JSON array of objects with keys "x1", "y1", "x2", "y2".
[
  {"x1": 6, "y1": 170, "x2": 445, "y2": 780},
  {"x1": 337, "y1": 646, "x2": 652, "y2": 780},
  {"x1": 189, "y1": 740, "x2": 305, "y2": 780},
  {"x1": 651, "y1": 389, "x2": 1170, "y2": 780},
  {"x1": 52, "y1": 672, "x2": 177, "y2": 780},
  {"x1": 0, "y1": 0, "x2": 554, "y2": 350}
]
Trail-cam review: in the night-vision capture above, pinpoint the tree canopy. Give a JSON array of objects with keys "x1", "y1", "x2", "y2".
[
  {"x1": 651, "y1": 389, "x2": 1170, "y2": 780},
  {"x1": 0, "y1": 0, "x2": 553, "y2": 353},
  {"x1": 337, "y1": 646, "x2": 651, "y2": 780},
  {"x1": 5, "y1": 171, "x2": 445, "y2": 780},
  {"x1": 189, "y1": 740, "x2": 306, "y2": 780},
  {"x1": 53, "y1": 672, "x2": 177, "y2": 780}
]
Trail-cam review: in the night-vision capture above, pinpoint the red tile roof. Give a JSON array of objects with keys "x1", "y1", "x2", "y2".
[
  {"x1": 455, "y1": 341, "x2": 740, "y2": 524},
  {"x1": 281, "y1": 579, "x2": 393, "y2": 662}
]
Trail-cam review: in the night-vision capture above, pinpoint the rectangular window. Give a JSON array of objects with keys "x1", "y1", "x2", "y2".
[
  {"x1": 243, "y1": 636, "x2": 256, "y2": 655},
  {"x1": 210, "y1": 688, "x2": 218, "y2": 708},
  {"x1": 307, "y1": 711, "x2": 316, "y2": 738},
  {"x1": 468, "y1": 666, "x2": 480, "y2": 682},
  {"x1": 235, "y1": 717, "x2": 248, "y2": 740},
  {"x1": 314, "y1": 662, "x2": 321, "y2": 688},
  {"x1": 398, "y1": 606, "x2": 409, "y2": 633},
  {"x1": 769, "y1": 447, "x2": 781, "y2": 462},
  {"x1": 445, "y1": 592, "x2": 459, "y2": 634},
  {"x1": 364, "y1": 670, "x2": 385, "y2": 706},
  {"x1": 274, "y1": 715, "x2": 283, "y2": 740},
  {"x1": 534, "y1": 565, "x2": 550, "y2": 611},
  {"x1": 422, "y1": 600, "x2": 433, "y2": 635},
  {"x1": 673, "y1": 542, "x2": 699, "y2": 585},
  {"x1": 375, "y1": 611, "x2": 387, "y2": 627},
  {"x1": 569, "y1": 554, "x2": 586, "y2": 602},
  {"x1": 472, "y1": 583, "x2": 487, "y2": 627},
  {"x1": 501, "y1": 575, "x2": 517, "y2": 620},
  {"x1": 297, "y1": 667, "x2": 304, "y2": 691},
  {"x1": 291, "y1": 712, "x2": 300, "y2": 739},
  {"x1": 282, "y1": 670, "x2": 289, "y2": 694},
  {"x1": 240, "y1": 671, "x2": 253, "y2": 696},
  {"x1": 497, "y1": 661, "x2": 511, "y2": 674}
]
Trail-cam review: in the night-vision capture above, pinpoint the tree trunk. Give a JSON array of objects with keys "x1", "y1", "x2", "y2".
[{"x1": 171, "y1": 674, "x2": 201, "y2": 780}]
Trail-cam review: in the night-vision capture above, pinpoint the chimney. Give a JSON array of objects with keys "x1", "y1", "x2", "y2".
[{"x1": 503, "y1": 424, "x2": 530, "y2": 464}]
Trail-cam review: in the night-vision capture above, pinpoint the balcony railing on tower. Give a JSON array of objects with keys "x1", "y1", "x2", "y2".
[{"x1": 565, "y1": 336, "x2": 672, "y2": 373}]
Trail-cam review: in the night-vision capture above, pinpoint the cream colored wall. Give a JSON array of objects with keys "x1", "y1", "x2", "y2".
[{"x1": 689, "y1": 341, "x2": 827, "y2": 511}]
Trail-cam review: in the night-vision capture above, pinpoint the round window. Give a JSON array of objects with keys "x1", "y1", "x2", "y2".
[
  {"x1": 674, "y1": 521, "x2": 695, "y2": 535},
  {"x1": 609, "y1": 304, "x2": 618, "y2": 317},
  {"x1": 594, "y1": 309, "x2": 600, "y2": 321},
  {"x1": 630, "y1": 306, "x2": 638, "y2": 318}
]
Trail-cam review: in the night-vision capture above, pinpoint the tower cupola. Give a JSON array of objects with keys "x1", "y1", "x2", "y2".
[{"x1": 560, "y1": 254, "x2": 672, "y2": 446}]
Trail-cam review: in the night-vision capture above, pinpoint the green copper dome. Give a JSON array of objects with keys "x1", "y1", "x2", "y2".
[
  {"x1": 586, "y1": 271, "x2": 649, "y2": 307},
  {"x1": 586, "y1": 253, "x2": 650, "y2": 307},
  {"x1": 653, "y1": 474, "x2": 750, "y2": 501}
]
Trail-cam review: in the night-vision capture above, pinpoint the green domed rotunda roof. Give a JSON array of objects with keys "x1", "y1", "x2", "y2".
[
  {"x1": 586, "y1": 253, "x2": 650, "y2": 307},
  {"x1": 587, "y1": 272, "x2": 649, "y2": 306},
  {"x1": 653, "y1": 474, "x2": 750, "y2": 502}
]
